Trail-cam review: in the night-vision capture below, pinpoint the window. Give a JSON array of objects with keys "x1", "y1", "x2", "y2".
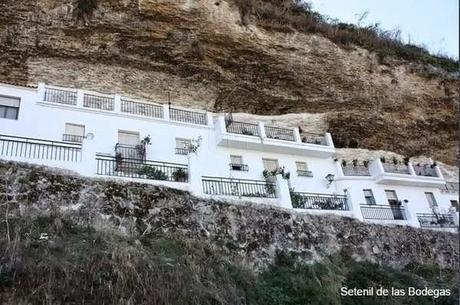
[
  {"x1": 63, "y1": 123, "x2": 85, "y2": 142},
  {"x1": 117, "y1": 131, "x2": 141, "y2": 159},
  {"x1": 363, "y1": 189, "x2": 376, "y2": 205},
  {"x1": 118, "y1": 130, "x2": 140, "y2": 146},
  {"x1": 296, "y1": 161, "x2": 312, "y2": 177},
  {"x1": 175, "y1": 138, "x2": 191, "y2": 155},
  {"x1": 0, "y1": 96, "x2": 20, "y2": 120},
  {"x1": 262, "y1": 158, "x2": 279, "y2": 171},
  {"x1": 424, "y1": 192, "x2": 438, "y2": 208},
  {"x1": 230, "y1": 155, "x2": 247, "y2": 171}
]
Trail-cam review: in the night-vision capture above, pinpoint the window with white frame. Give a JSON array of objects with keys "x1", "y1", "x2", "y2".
[
  {"x1": 295, "y1": 161, "x2": 312, "y2": 177},
  {"x1": 0, "y1": 96, "x2": 20, "y2": 120},
  {"x1": 63, "y1": 123, "x2": 85, "y2": 143},
  {"x1": 175, "y1": 138, "x2": 191, "y2": 155},
  {"x1": 363, "y1": 189, "x2": 376, "y2": 205},
  {"x1": 424, "y1": 192, "x2": 438, "y2": 208},
  {"x1": 230, "y1": 155, "x2": 248, "y2": 171},
  {"x1": 262, "y1": 158, "x2": 279, "y2": 172}
]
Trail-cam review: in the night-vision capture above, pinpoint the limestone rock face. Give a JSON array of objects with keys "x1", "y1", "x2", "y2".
[
  {"x1": 1, "y1": 161, "x2": 458, "y2": 269},
  {"x1": 0, "y1": 0, "x2": 458, "y2": 164}
]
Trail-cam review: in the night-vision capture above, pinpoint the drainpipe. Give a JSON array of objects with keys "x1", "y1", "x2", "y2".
[{"x1": 80, "y1": 133, "x2": 97, "y2": 177}]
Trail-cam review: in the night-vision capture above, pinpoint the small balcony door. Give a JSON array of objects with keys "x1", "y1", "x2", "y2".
[
  {"x1": 425, "y1": 192, "x2": 438, "y2": 213},
  {"x1": 117, "y1": 130, "x2": 140, "y2": 159},
  {"x1": 385, "y1": 190, "x2": 403, "y2": 220}
]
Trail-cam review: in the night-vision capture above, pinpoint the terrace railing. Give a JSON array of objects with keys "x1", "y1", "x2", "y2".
[
  {"x1": 360, "y1": 204, "x2": 406, "y2": 220},
  {"x1": 83, "y1": 94, "x2": 115, "y2": 111},
  {"x1": 342, "y1": 165, "x2": 371, "y2": 176},
  {"x1": 439, "y1": 182, "x2": 459, "y2": 193},
  {"x1": 300, "y1": 132, "x2": 327, "y2": 146},
  {"x1": 202, "y1": 176, "x2": 276, "y2": 198},
  {"x1": 44, "y1": 87, "x2": 77, "y2": 105},
  {"x1": 0, "y1": 134, "x2": 81, "y2": 162},
  {"x1": 229, "y1": 163, "x2": 249, "y2": 171},
  {"x1": 296, "y1": 170, "x2": 313, "y2": 177},
  {"x1": 121, "y1": 99, "x2": 163, "y2": 119},
  {"x1": 225, "y1": 120, "x2": 260, "y2": 137},
  {"x1": 290, "y1": 192, "x2": 348, "y2": 210},
  {"x1": 413, "y1": 165, "x2": 437, "y2": 177},
  {"x1": 115, "y1": 143, "x2": 144, "y2": 161},
  {"x1": 417, "y1": 213, "x2": 457, "y2": 228},
  {"x1": 175, "y1": 147, "x2": 189, "y2": 155},
  {"x1": 62, "y1": 134, "x2": 85, "y2": 143},
  {"x1": 265, "y1": 126, "x2": 295, "y2": 142},
  {"x1": 96, "y1": 154, "x2": 188, "y2": 182},
  {"x1": 169, "y1": 107, "x2": 207, "y2": 125},
  {"x1": 382, "y1": 163, "x2": 410, "y2": 175}
]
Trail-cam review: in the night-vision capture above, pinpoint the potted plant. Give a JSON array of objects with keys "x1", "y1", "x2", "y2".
[
  {"x1": 363, "y1": 160, "x2": 369, "y2": 168},
  {"x1": 352, "y1": 159, "x2": 358, "y2": 167},
  {"x1": 137, "y1": 165, "x2": 168, "y2": 180},
  {"x1": 392, "y1": 156, "x2": 399, "y2": 165},
  {"x1": 380, "y1": 156, "x2": 386, "y2": 163},
  {"x1": 172, "y1": 168, "x2": 188, "y2": 182},
  {"x1": 431, "y1": 161, "x2": 437, "y2": 168},
  {"x1": 136, "y1": 135, "x2": 152, "y2": 160},
  {"x1": 403, "y1": 156, "x2": 410, "y2": 166},
  {"x1": 341, "y1": 160, "x2": 347, "y2": 167}
]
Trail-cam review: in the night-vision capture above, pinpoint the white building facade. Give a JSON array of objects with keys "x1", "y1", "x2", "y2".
[{"x1": 0, "y1": 82, "x2": 458, "y2": 231}]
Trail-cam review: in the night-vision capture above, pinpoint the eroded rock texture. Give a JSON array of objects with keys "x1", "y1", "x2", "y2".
[{"x1": 0, "y1": 0, "x2": 458, "y2": 164}]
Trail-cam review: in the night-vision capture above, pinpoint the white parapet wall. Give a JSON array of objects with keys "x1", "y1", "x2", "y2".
[{"x1": 0, "y1": 82, "x2": 458, "y2": 232}]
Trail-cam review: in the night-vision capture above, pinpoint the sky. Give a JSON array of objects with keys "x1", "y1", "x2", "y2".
[{"x1": 308, "y1": 0, "x2": 459, "y2": 58}]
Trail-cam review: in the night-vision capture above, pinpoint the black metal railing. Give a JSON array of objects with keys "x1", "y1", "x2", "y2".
[
  {"x1": 290, "y1": 192, "x2": 348, "y2": 210},
  {"x1": 115, "y1": 143, "x2": 144, "y2": 161},
  {"x1": 296, "y1": 170, "x2": 313, "y2": 177},
  {"x1": 169, "y1": 107, "x2": 207, "y2": 125},
  {"x1": 382, "y1": 164, "x2": 410, "y2": 175},
  {"x1": 439, "y1": 182, "x2": 459, "y2": 193},
  {"x1": 62, "y1": 134, "x2": 85, "y2": 143},
  {"x1": 83, "y1": 94, "x2": 114, "y2": 111},
  {"x1": 44, "y1": 87, "x2": 77, "y2": 105},
  {"x1": 202, "y1": 176, "x2": 276, "y2": 198},
  {"x1": 413, "y1": 165, "x2": 438, "y2": 177},
  {"x1": 229, "y1": 163, "x2": 249, "y2": 171},
  {"x1": 300, "y1": 132, "x2": 327, "y2": 145},
  {"x1": 265, "y1": 126, "x2": 295, "y2": 142},
  {"x1": 96, "y1": 154, "x2": 188, "y2": 182},
  {"x1": 360, "y1": 204, "x2": 406, "y2": 220},
  {"x1": 121, "y1": 99, "x2": 163, "y2": 119},
  {"x1": 175, "y1": 147, "x2": 189, "y2": 155},
  {"x1": 342, "y1": 165, "x2": 371, "y2": 176},
  {"x1": 225, "y1": 121, "x2": 260, "y2": 137},
  {"x1": 0, "y1": 134, "x2": 81, "y2": 162},
  {"x1": 417, "y1": 213, "x2": 457, "y2": 228}
]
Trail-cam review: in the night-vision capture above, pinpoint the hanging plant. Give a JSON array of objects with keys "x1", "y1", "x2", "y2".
[
  {"x1": 392, "y1": 156, "x2": 399, "y2": 165},
  {"x1": 363, "y1": 160, "x2": 369, "y2": 168},
  {"x1": 352, "y1": 159, "x2": 358, "y2": 167},
  {"x1": 380, "y1": 156, "x2": 386, "y2": 163},
  {"x1": 341, "y1": 160, "x2": 347, "y2": 167}
]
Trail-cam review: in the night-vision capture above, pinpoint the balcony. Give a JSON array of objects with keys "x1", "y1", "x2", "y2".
[
  {"x1": 370, "y1": 159, "x2": 445, "y2": 187},
  {"x1": 62, "y1": 133, "x2": 85, "y2": 143},
  {"x1": 296, "y1": 170, "x2": 313, "y2": 177},
  {"x1": 290, "y1": 192, "x2": 348, "y2": 210},
  {"x1": 360, "y1": 204, "x2": 406, "y2": 221},
  {"x1": 439, "y1": 182, "x2": 459, "y2": 193},
  {"x1": 202, "y1": 176, "x2": 276, "y2": 198},
  {"x1": 96, "y1": 154, "x2": 188, "y2": 182},
  {"x1": 417, "y1": 213, "x2": 457, "y2": 229},
  {"x1": 341, "y1": 165, "x2": 371, "y2": 176},
  {"x1": 215, "y1": 115, "x2": 335, "y2": 157},
  {"x1": 229, "y1": 163, "x2": 249, "y2": 171}
]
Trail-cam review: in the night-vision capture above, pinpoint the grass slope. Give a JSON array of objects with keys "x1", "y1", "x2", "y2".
[{"x1": 0, "y1": 215, "x2": 458, "y2": 305}]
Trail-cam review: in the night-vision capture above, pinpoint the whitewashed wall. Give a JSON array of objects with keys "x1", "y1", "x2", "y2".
[{"x1": 0, "y1": 82, "x2": 457, "y2": 231}]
